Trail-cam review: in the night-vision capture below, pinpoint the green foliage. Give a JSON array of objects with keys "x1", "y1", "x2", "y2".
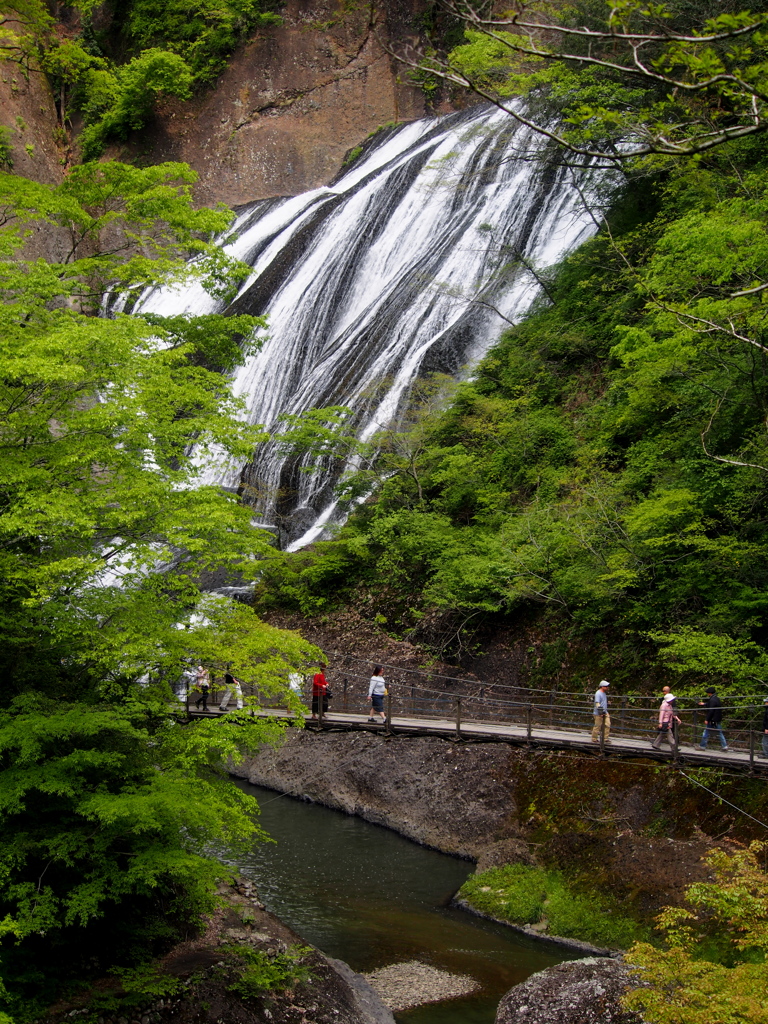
[
  {"x1": 460, "y1": 864, "x2": 646, "y2": 949},
  {"x1": 77, "y1": 48, "x2": 194, "y2": 160},
  {"x1": 112, "y1": 963, "x2": 183, "y2": 1000},
  {"x1": 624, "y1": 843, "x2": 768, "y2": 1023},
  {"x1": 0, "y1": 127, "x2": 12, "y2": 169},
  {"x1": 0, "y1": 1, "x2": 53, "y2": 70},
  {"x1": 257, "y1": 139, "x2": 768, "y2": 681},
  {"x1": 0, "y1": 163, "x2": 319, "y2": 1016},
  {"x1": 343, "y1": 145, "x2": 363, "y2": 166},
  {"x1": 225, "y1": 944, "x2": 313, "y2": 998},
  {"x1": 22, "y1": 0, "x2": 279, "y2": 157},
  {"x1": 123, "y1": 0, "x2": 281, "y2": 82},
  {"x1": 437, "y1": 2, "x2": 768, "y2": 161}
]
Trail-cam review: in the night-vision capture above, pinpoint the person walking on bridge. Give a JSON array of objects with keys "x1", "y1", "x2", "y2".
[
  {"x1": 652, "y1": 693, "x2": 681, "y2": 749},
  {"x1": 194, "y1": 664, "x2": 210, "y2": 711},
  {"x1": 311, "y1": 663, "x2": 329, "y2": 720},
  {"x1": 367, "y1": 666, "x2": 387, "y2": 725},
  {"x1": 591, "y1": 680, "x2": 611, "y2": 745},
  {"x1": 698, "y1": 686, "x2": 728, "y2": 751}
]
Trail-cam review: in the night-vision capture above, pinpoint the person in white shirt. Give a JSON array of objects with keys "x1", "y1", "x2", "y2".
[{"x1": 367, "y1": 666, "x2": 387, "y2": 725}]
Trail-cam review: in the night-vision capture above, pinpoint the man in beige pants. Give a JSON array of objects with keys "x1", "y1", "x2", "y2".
[{"x1": 591, "y1": 680, "x2": 611, "y2": 744}]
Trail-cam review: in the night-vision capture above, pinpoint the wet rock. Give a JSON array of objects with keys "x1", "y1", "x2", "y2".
[
  {"x1": 235, "y1": 731, "x2": 522, "y2": 860},
  {"x1": 475, "y1": 838, "x2": 536, "y2": 872},
  {"x1": 495, "y1": 957, "x2": 647, "y2": 1024}
]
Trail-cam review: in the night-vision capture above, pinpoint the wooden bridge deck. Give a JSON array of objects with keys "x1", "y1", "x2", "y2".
[{"x1": 187, "y1": 704, "x2": 768, "y2": 774}]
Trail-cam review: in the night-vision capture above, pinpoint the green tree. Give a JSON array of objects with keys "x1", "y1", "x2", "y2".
[
  {"x1": 77, "y1": 48, "x2": 194, "y2": 160},
  {"x1": 401, "y1": 0, "x2": 768, "y2": 163},
  {"x1": 124, "y1": 0, "x2": 281, "y2": 82},
  {"x1": 625, "y1": 843, "x2": 768, "y2": 1023},
  {"x1": 0, "y1": 162, "x2": 319, "y2": 1017},
  {"x1": 41, "y1": 39, "x2": 102, "y2": 128}
]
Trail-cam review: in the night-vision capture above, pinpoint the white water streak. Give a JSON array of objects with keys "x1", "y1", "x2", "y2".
[{"x1": 139, "y1": 104, "x2": 599, "y2": 546}]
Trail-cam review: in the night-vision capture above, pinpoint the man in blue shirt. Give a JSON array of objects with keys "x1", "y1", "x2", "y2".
[{"x1": 591, "y1": 680, "x2": 611, "y2": 744}]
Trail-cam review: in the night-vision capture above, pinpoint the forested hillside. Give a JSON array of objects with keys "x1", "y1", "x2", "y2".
[
  {"x1": 3, "y1": 0, "x2": 768, "y2": 1021},
  {"x1": 259, "y1": 1, "x2": 768, "y2": 699}
]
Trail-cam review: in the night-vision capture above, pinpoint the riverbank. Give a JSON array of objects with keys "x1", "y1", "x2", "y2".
[
  {"x1": 35, "y1": 879, "x2": 394, "y2": 1024},
  {"x1": 233, "y1": 729, "x2": 731, "y2": 945}
]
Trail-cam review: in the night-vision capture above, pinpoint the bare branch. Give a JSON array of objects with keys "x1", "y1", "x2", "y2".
[{"x1": 701, "y1": 398, "x2": 768, "y2": 473}]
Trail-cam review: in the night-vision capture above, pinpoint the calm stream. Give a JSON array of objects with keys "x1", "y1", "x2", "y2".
[{"x1": 228, "y1": 781, "x2": 578, "y2": 1024}]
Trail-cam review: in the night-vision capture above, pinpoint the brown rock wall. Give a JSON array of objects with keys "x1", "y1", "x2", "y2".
[
  {"x1": 137, "y1": 0, "x2": 431, "y2": 206},
  {"x1": 235, "y1": 730, "x2": 521, "y2": 859},
  {"x1": 0, "y1": 52, "x2": 63, "y2": 187}
]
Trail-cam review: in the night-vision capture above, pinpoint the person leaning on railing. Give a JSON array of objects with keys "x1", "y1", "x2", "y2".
[{"x1": 591, "y1": 680, "x2": 611, "y2": 745}]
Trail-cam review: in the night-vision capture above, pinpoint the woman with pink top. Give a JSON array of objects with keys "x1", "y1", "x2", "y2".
[{"x1": 652, "y1": 692, "x2": 681, "y2": 749}]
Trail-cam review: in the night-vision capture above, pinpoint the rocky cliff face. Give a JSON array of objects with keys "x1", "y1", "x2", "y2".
[
  {"x1": 132, "y1": 0, "x2": 434, "y2": 206},
  {"x1": 0, "y1": 2, "x2": 436, "y2": 209},
  {"x1": 0, "y1": 37, "x2": 63, "y2": 187}
]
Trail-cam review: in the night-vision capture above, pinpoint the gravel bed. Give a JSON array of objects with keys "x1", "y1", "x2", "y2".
[{"x1": 363, "y1": 960, "x2": 480, "y2": 1011}]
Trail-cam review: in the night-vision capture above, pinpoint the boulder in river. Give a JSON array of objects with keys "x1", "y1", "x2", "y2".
[{"x1": 495, "y1": 957, "x2": 647, "y2": 1024}]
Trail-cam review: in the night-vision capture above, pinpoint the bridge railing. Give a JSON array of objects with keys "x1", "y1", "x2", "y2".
[{"x1": 186, "y1": 673, "x2": 765, "y2": 753}]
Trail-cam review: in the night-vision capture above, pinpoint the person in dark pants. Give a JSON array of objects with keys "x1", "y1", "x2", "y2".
[
  {"x1": 194, "y1": 664, "x2": 210, "y2": 710},
  {"x1": 761, "y1": 697, "x2": 768, "y2": 759},
  {"x1": 699, "y1": 686, "x2": 728, "y2": 750},
  {"x1": 312, "y1": 664, "x2": 329, "y2": 720},
  {"x1": 367, "y1": 665, "x2": 387, "y2": 725}
]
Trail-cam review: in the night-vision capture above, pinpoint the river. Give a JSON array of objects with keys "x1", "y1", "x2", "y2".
[{"x1": 227, "y1": 781, "x2": 579, "y2": 1024}]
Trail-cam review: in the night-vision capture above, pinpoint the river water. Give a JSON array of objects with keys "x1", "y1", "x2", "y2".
[{"x1": 228, "y1": 781, "x2": 578, "y2": 1024}]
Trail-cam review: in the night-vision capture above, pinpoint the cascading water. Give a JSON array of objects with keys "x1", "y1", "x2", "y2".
[{"x1": 139, "y1": 103, "x2": 600, "y2": 549}]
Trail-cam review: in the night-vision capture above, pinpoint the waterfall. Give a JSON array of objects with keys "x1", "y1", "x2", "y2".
[{"x1": 139, "y1": 103, "x2": 599, "y2": 549}]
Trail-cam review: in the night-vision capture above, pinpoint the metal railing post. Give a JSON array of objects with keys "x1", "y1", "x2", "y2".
[
  {"x1": 343, "y1": 677, "x2": 348, "y2": 712},
  {"x1": 318, "y1": 691, "x2": 324, "y2": 728},
  {"x1": 527, "y1": 703, "x2": 532, "y2": 742},
  {"x1": 750, "y1": 728, "x2": 755, "y2": 770},
  {"x1": 599, "y1": 713, "x2": 605, "y2": 754},
  {"x1": 456, "y1": 697, "x2": 462, "y2": 740},
  {"x1": 386, "y1": 693, "x2": 392, "y2": 734},
  {"x1": 673, "y1": 717, "x2": 679, "y2": 761}
]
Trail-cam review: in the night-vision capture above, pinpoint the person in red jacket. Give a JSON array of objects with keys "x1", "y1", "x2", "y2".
[{"x1": 312, "y1": 664, "x2": 329, "y2": 720}]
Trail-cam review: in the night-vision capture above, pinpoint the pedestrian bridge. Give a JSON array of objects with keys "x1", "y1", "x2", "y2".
[{"x1": 185, "y1": 672, "x2": 768, "y2": 775}]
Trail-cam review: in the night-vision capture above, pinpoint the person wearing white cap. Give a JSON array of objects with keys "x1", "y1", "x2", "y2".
[
  {"x1": 591, "y1": 680, "x2": 611, "y2": 744},
  {"x1": 652, "y1": 692, "x2": 681, "y2": 749},
  {"x1": 761, "y1": 697, "x2": 768, "y2": 759}
]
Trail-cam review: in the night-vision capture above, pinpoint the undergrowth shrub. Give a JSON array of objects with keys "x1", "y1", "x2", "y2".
[
  {"x1": 225, "y1": 944, "x2": 313, "y2": 998},
  {"x1": 460, "y1": 864, "x2": 648, "y2": 949}
]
